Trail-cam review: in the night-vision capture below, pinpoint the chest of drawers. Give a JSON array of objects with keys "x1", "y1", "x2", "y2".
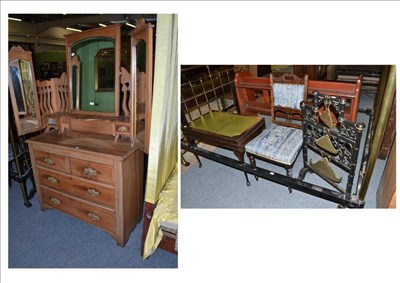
[{"x1": 27, "y1": 130, "x2": 144, "y2": 247}]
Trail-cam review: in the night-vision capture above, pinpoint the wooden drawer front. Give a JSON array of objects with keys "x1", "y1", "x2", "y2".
[
  {"x1": 70, "y1": 158, "x2": 114, "y2": 185},
  {"x1": 37, "y1": 168, "x2": 115, "y2": 208},
  {"x1": 42, "y1": 187, "x2": 115, "y2": 234},
  {"x1": 34, "y1": 149, "x2": 68, "y2": 173}
]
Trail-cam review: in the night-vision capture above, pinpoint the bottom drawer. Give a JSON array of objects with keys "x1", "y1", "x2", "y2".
[{"x1": 41, "y1": 187, "x2": 116, "y2": 234}]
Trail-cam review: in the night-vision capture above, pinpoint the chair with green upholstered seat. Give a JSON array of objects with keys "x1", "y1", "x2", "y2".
[
  {"x1": 182, "y1": 111, "x2": 265, "y2": 185},
  {"x1": 181, "y1": 69, "x2": 265, "y2": 186}
]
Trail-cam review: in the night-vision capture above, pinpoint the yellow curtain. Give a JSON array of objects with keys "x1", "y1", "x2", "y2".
[
  {"x1": 143, "y1": 165, "x2": 178, "y2": 259},
  {"x1": 143, "y1": 13, "x2": 178, "y2": 259},
  {"x1": 145, "y1": 13, "x2": 178, "y2": 205}
]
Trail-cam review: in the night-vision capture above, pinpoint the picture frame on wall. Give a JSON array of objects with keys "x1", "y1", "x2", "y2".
[
  {"x1": 50, "y1": 62, "x2": 58, "y2": 76},
  {"x1": 40, "y1": 62, "x2": 51, "y2": 79}
]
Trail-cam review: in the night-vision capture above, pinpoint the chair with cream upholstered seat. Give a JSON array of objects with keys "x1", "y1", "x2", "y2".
[{"x1": 245, "y1": 73, "x2": 308, "y2": 190}]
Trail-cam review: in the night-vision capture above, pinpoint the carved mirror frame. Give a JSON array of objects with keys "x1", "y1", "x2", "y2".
[
  {"x1": 65, "y1": 25, "x2": 121, "y2": 116},
  {"x1": 130, "y1": 19, "x2": 154, "y2": 154},
  {"x1": 8, "y1": 46, "x2": 43, "y2": 136}
]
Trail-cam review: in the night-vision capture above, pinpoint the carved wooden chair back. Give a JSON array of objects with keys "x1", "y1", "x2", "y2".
[
  {"x1": 36, "y1": 79, "x2": 56, "y2": 125},
  {"x1": 270, "y1": 72, "x2": 308, "y2": 129},
  {"x1": 36, "y1": 72, "x2": 70, "y2": 128},
  {"x1": 54, "y1": 72, "x2": 70, "y2": 113},
  {"x1": 244, "y1": 73, "x2": 308, "y2": 189},
  {"x1": 35, "y1": 73, "x2": 67, "y2": 132}
]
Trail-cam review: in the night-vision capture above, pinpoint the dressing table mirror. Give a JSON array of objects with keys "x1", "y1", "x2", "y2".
[
  {"x1": 66, "y1": 25, "x2": 121, "y2": 116},
  {"x1": 27, "y1": 20, "x2": 154, "y2": 246},
  {"x1": 9, "y1": 46, "x2": 43, "y2": 136}
]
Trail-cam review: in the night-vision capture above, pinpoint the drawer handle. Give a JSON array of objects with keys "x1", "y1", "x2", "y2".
[
  {"x1": 43, "y1": 157, "x2": 54, "y2": 165},
  {"x1": 83, "y1": 167, "x2": 98, "y2": 177},
  {"x1": 50, "y1": 197, "x2": 61, "y2": 205},
  {"x1": 87, "y1": 188, "x2": 100, "y2": 198},
  {"x1": 87, "y1": 212, "x2": 100, "y2": 222},
  {"x1": 47, "y1": 176, "x2": 59, "y2": 184},
  {"x1": 117, "y1": 126, "x2": 128, "y2": 132}
]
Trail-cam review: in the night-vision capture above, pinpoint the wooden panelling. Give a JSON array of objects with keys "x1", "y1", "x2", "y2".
[
  {"x1": 234, "y1": 71, "x2": 362, "y2": 123},
  {"x1": 308, "y1": 78, "x2": 362, "y2": 122},
  {"x1": 377, "y1": 137, "x2": 396, "y2": 208},
  {"x1": 379, "y1": 96, "x2": 396, "y2": 159}
]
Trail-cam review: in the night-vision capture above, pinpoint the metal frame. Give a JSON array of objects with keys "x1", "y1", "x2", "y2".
[
  {"x1": 181, "y1": 91, "x2": 375, "y2": 208},
  {"x1": 180, "y1": 67, "x2": 386, "y2": 208},
  {"x1": 181, "y1": 142, "x2": 365, "y2": 208},
  {"x1": 181, "y1": 66, "x2": 244, "y2": 119},
  {"x1": 180, "y1": 65, "x2": 246, "y2": 166},
  {"x1": 298, "y1": 92, "x2": 365, "y2": 201},
  {"x1": 9, "y1": 115, "x2": 37, "y2": 207}
]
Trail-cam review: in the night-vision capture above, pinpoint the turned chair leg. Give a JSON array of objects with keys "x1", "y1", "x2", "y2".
[
  {"x1": 187, "y1": 137, "x2": 202, "y2": 168},
  {"x1": 181, "y1": 153, "x2": 190, "y2": 166},
  {"x1": 248, "y1": 154, "x2": 258, "y2": 181},
  {"x1": 194, "y1": 154, "x2": 202, "y2": 168},
  {"x1": 286, "y1": 167, "x2": 293, "y2": 194},
  {"x1": 235, "y1": 151, "x2": 250, "y2": 186},
  {"x1": 244, "y1": 172, "x2": 251, "y2": 186},
  {"x1": 298, "y1": 167, "x2": 309, "y2": 181}
]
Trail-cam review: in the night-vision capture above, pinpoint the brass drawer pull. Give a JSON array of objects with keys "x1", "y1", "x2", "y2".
[
  {"x1": 47, "y1": 176, "x2": 59, "y2": 184},
  {"x1": 117, "y1": 126, "x2": 128, "y2": 132},
  {"x1": 50, "y1": 197, "x2": 61, "y2": 205},
  {"x1": 83, "y1": 167, "x2": 98, "y2": 177},
  {"x1": 87, "y1": 188, "x2": 100, "y2": 198},
  {"x1": 87, "y1": 212, "x2": 100, "y2": 222},
  {"x1": 43, "y1": 157, "x2": 54, "y2": 165}
]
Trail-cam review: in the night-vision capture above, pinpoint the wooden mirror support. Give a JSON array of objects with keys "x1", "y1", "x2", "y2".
[
  {"x1": 130, "y1": 19, "x2": 154, "y2": 154},
  {"x1": 70, "y1": 54, "x2": 81, "y2": 110},
  {"x1": 9, "y1": 46, "x2": 43, "y2": 136}
]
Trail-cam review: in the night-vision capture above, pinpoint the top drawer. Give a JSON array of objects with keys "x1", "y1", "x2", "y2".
[
  {"x1": 34, "y1": 149, "x2": 68, "y2": 173},
  {"x1": 70, "y1": 158, "x2": 114, "y2": 185}
]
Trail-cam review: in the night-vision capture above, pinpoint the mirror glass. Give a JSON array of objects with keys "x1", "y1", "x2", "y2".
[
  {"x1": 71, "y1": 37, "x2": 115, "y2": 113},
  {"x1": 135, "y1": 39, "x2": 147, "y2": 143},
  {"x1": 95, "y1": 48, "x2": 114, "y2": 91},
  {"x1": 9, "y1": 58, "x2": 40, "y2": 134},
  {"x1": 71, "y1": 63, "x2": 79, "y2": 109}
]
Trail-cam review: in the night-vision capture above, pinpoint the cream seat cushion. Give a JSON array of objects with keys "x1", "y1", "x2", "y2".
[{"x1": 245, "y1": 124, "x2": 303, "y2": 165}]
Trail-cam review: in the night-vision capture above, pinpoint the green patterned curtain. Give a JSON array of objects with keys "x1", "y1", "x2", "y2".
[{"x1": 145, "y1": 14, "x2": 178, "y2": 204}]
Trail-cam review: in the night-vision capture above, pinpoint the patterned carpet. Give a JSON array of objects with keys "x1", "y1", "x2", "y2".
[{"x1": 8, "y1": 178, "x2": 178, "y2": 268}]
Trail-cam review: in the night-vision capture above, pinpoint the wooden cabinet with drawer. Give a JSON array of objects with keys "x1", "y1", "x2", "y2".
[
  {"x1": 27, "y1": 130, "x2": 144, "y2": 247},
  {"x1": 25, "y1": 21, "x2": 155, "y2": 249}
]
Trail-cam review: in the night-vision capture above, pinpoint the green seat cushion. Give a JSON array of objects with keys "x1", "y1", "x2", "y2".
[{"x1": 189, "y1": 112, "x2": 263, "y2": 137}]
